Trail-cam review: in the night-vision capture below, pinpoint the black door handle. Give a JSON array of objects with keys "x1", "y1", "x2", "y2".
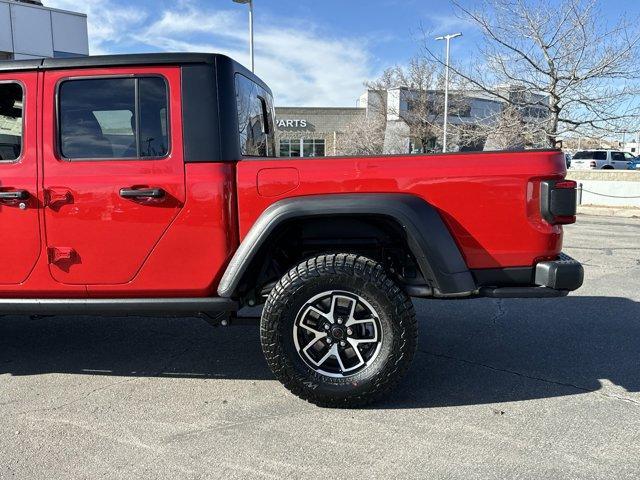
[
  {"x1": 0, "y1": 190, "x2": 29, "y2": 200},
  {"x1": 119, "y1": 188, "x2": 165, "y2": 199}
]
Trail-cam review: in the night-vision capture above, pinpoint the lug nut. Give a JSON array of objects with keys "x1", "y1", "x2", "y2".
[
  {"x1": 340, "y1": 341, "x2": 346, "y2": 347},
  {"x1": 324, "y1": 324, "x2": 330, "y2": 330},
  {"x1": 337, "y1": 318, "x2": 343, "y2": 324},
  {"x1": 326, "y1": 337, "x2": 332, "y2": 344},
  {"x1": 346, "y1": 327, "x2": 353, "y2": 336}
]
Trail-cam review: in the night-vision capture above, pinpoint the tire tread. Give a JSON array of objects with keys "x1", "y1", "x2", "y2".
[{"x1": 261, "y1": 253, "x2": 417, "y2": 408}]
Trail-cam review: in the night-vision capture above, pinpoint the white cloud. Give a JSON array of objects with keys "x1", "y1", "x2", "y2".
[
  {"x1": 46, "y1": 0, "x2": 376, "y2": 106},
  {"x1": 47, "y1": 0, "x2": 147, "y2": 55}
]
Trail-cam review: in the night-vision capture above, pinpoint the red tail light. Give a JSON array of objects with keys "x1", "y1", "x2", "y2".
[
  {"x1": 540, "y1": 180, "x2": 577, "y2": 225},
  {"x1": 554, "y1": 180, "x2": 577, "y2": 190}
]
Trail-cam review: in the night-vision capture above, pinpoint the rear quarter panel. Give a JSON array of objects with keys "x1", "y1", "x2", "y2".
[{"x1": 236, "y1": 150, "x2": 566, "y2": 269}]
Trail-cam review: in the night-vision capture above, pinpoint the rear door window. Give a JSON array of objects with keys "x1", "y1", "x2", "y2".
[
  {"x1": 235, "y1": 74, "x2": 275, "y2": 157},
  {"x1": 573, "y1": 151, "x2": 606, "y2": 161},
  {"x1": 58, "y1": 77, "x2": 169, "y2": 160},
  {"x1": 0, "y1": 83, "x2": 23, "y2": 161}
]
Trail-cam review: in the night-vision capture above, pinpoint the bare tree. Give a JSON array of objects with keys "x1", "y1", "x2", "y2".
[
  {"x1": 482, "y1": 105, "x2": 528, "y2": 150},
  {"x1": 423, "y1": 0, "x2": 640, "y2": 147},
  {"x1": 339, "y1": 56, "x2": 475, "y2": 154},
  {"x1": 338, "y1": 114, "x2": 386, "y2": 156}
]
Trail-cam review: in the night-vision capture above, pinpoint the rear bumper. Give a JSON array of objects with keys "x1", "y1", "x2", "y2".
[
  {"x1": 478, "y1": 253, "x2": 583, "y2": 299},
  {"x1": 534, "y1": 253, "x2": 583, "y2": 291}
]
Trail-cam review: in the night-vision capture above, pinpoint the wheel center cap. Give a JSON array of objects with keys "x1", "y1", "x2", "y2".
[{"x1": 331, "y1": 325, "x2": 345, "y2": 339}]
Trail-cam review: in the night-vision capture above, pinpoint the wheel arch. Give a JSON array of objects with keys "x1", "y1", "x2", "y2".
[{"x1": 217, "y1": 193, "x2": 476, "y2": 299}]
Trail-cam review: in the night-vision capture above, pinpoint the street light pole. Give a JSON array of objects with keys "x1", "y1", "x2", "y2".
[
  {"x1": 435, "y1": 32, "x2": 462, "y2": 153},
  {"x1": 233, "y1": 0, "x2": 254, "y2": 72}
]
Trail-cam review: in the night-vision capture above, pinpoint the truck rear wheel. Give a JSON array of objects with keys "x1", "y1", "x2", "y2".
[{"x1": 260, "y1": 253, "x2": 417, "y2": 407}]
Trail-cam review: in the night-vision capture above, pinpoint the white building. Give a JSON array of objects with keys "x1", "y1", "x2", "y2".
[
  {"x1": 0, "y1": 0, "x2": 88, "y2": 61},
  {"x1": 358, "y1": 85, "x2": 549, "y2": 153},
  {"x1": 618, "y1": 136, "x2": 640, "y2": 155}
]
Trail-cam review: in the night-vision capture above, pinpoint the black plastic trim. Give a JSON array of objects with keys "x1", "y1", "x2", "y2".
[
  {"x1": 0, "y1": 190, "x2": 29, "y2": 200},
  {"x1": 217, "y1": 193, "x2": 476, "y2": 297},
  {"x1": 540, "y1": 180, "x2": 577, "y2": 224},
  {"x1": 535, "y1": 253, "x2": 583, "y2": 291},
  {"x1": 55, "y1": 75, "x2": 171, "y2": 162},
  {"x1": 181, "y1": 64, "x2": 221, "y2": 163},
  {"x1": 479, "y1": 287, "x2": 569, "y2": 298},
  {"x1": 216, "y1": 55, "x2": 243, "y2": 162},
  {"x1": 0, "y1": 53, "x2": 268, "y2": 88},
  {"x1": 0, "y1": 298, "x2": 238, "y2": 316},
  {"x1": 476, "y1": 253, "x2": 583, "y2": 297},
  {"x1": 119, "y1": 188, "x2": 165, "y2": 199},
  {"x1": 0, "y1": 59, "x2": 43, "y2": 72},
  {"x1": 472, "y1": 267, "x2": 533, "y2": 287}
]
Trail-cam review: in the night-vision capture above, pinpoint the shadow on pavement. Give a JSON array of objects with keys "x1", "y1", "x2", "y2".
[
  {"x1": 383, "y1": 295, "x2": 640, "y2": 408},
  {"x1": 0, "y1": 296, "x2": 638, "y2": 408}
]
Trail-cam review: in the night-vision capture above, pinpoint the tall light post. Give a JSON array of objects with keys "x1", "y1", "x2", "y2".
[
  {"x1": 435, "y1": 32, "x2": 462, "y2": 153},
  {"x1": 233, "y1": 0, "x2": 254, "y2": 72}
]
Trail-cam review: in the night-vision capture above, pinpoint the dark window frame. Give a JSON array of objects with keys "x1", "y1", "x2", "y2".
[
  {"x1": 55, "y1": 74, "x2": 171, "y2": 162},
  {"x1": 235, "y1": 73, "x2": 276, "y2": 157},
  {"x1": 573, "y1": 151, "x2": 607, "y2": 161},
  {"x1": 0, "y1": 80, "x2": 25, "y2": 164}
]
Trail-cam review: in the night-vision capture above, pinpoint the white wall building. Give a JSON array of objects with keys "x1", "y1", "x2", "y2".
[
  {"x1": 358, "y1": 86, "x2": 549, "y2": 153},
  {"x1": 0, "y1": 0, "x2": 88, "y2": 61},
  {"x1": 618, "y1": 136, "x2": 640, "y2": 155}
]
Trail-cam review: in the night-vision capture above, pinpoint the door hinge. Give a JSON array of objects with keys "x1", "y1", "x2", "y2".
[
  {"x1": 48, "y1": 246, "x2": 77, "y2": 265},
  {"x1": 45, "y1": 188, "x2": 73, "y2": 210}
]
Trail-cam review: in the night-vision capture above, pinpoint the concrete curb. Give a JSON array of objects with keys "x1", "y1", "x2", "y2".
[{"x1": 577, "y1": 205, "x2": 640, "y2": 218}]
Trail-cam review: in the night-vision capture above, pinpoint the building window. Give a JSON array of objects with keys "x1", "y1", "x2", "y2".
[
  {"x1": 235, "y1": 73, "x2": 275, "y2": 157},
  {"x1": 279, "y1": 138, "x2": 325, "y2": 157},
  {"x1": 59, "y1": 77, "x2": 169, "y2": 160},
  {"x1": 0, "y1": 83, "x2": 23, "y2": 161},
  {"x1": 303, "y1": 138, "x2": 325, "y2": 157}
]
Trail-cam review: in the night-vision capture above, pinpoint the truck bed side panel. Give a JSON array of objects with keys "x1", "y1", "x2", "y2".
[{"x1": 236, "y1": 150, "x2": 566, "y2": 270}]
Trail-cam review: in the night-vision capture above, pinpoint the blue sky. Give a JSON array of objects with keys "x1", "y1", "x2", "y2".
[{"x1": 47, "y1": 0, "x2": 640, "y2": 107}]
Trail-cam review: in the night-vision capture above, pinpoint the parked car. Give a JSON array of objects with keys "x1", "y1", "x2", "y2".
[
  {"x1": 0, "y1": 53, "x2": 584, "y2": 407},
  {"x1": 571, "y1": 150, "x2": 635, "y2": 170}
]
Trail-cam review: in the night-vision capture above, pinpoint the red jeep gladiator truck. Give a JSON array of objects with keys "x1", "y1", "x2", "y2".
[{"x1": 0, "y1": 53, "x2": 583, "y2": 407}]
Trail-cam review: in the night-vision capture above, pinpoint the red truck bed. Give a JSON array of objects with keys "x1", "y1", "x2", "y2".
[{"x1": 236, "y1": 149, "x2": 567, "y2": 270}]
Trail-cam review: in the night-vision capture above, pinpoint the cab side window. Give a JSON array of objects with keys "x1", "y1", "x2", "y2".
[
  {"x1": 59, "y1": 77, "x2": 169, "y2": 160},
  {"x1": 0, "y1": 83, "x2": 23, "y2": 161},
  {"x1": 235, "y1": 73, "x2": 275, "y2": 157}
]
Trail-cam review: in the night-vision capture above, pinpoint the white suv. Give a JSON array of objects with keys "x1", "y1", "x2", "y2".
[{"x1": 571, "y1": 150, "x2": 635, "y2": 170}]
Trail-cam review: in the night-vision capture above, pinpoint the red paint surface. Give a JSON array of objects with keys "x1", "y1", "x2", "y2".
[
  {"x1": 41, "y1": 67, "x2": 186, "y2": 285},
  {"x1": 257, "y1": 167, "x2": 299, "y2": 197},
  {"x1": 237, "y1": 151, "x2": 566, "y2": 269},
  {"x1": 0, "y1": 68, "x2": 237, "y2": 297},
  {"x1": 0, "y1": 72, "x2": 41, "y2": 285}
]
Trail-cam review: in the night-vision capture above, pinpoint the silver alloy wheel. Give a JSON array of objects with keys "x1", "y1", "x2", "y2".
[{"x1": 293, "y1": 290, "x2": 383, "y2": 378}]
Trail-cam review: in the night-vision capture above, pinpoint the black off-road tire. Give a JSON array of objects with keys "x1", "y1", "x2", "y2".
[{"x1": 260, "y1": 253, "x2": 417, "y2": 408}]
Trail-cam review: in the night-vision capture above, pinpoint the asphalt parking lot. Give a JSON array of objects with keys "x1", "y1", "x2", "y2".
[{"x1": 1, "y1": 215, "x2": 639, "y2": 479}]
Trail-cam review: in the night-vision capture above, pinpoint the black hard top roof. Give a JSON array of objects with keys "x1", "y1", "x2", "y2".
[
  {"x1": 0, "y1": 53, "x2": 270, "y2": 93},
  {"x1": 0, "y1": 53, "x2": 229, "y2": 72}
]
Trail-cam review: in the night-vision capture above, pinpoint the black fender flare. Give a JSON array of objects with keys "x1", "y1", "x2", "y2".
[{"x1": 217, "y1": 193, "x2": 476, "y2": 297}]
